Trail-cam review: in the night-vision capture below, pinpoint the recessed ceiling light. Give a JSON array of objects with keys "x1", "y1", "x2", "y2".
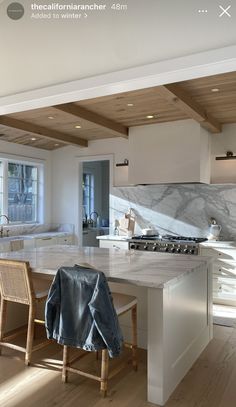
[
  {"x1": 127, "y1": 103, "x2": 134, "y2": 107},
  {"x1": 211, "y1": 88, "x2": 220, "y2": 92},
  {"x1": 146, "y1": 115, "x2": 154, "y2": 119},
  {"x1": 31, "y1": 137, "x2": 36, "y2": 141},
  {"x1": 48, "y1": 116, "x2": 55, "y2": 119},
  {"x1": 54, "y1": 143, "x2": 59, "y2": 147},
  {"x1": 75, "y1": 125, "x2": 81, "y2": 129}
]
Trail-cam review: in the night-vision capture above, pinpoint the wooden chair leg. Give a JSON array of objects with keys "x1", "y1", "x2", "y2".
[
  {"x1": 0, "y1": 299, "x2": 7, "y2": 356},
  {"x1": 131, "y1": 305, "x2": 138, "y2": 371},
  {"x1": 100, "y1": 349, "x2": 109, "y2": 397},
  {"x1": 25, "y1": 304, "x2": 36, "y2": 366},
  {"x1": 62, "y1": 345, "x2": 69, "y2": 383}
]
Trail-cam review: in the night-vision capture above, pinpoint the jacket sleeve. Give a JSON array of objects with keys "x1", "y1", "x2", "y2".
[
  {"x1": 45, "y1": 271, "x2": 61, "y2": 339},
  {"x1": 89, "y1": 273, "x2": 123, "y2": 358}
]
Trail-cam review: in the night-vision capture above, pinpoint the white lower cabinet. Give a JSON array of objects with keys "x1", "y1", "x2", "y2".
[
  {"x1": 0, "y1": 242, "x2": 11, "y2": 252},
  {"x1": 200, "y1": 245, "x2": 236, "y2": 305},
  {"x1": 99, "y1": 240, "x2": 129, "y2": 250},
  {"x1": 35, "y1": 237, "x2": 58, "y2": 248},
  {"x1": 24, "y1": 234, "x2": 74, "y2": 249},
  {"x1": 57, "y1": 235, "x2": 74, "y2": 245}
]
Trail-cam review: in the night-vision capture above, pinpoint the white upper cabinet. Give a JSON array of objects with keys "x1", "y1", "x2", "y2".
[{"x1": 128, "y1": 120, "x2": 211, "y2": 185}]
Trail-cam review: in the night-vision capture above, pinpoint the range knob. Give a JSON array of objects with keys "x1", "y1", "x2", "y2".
[
  {"x1": 130, "y1": 244, "x2": 136, "y2": 250},
  {"x1": 189, "y1": 249, "x2": 195, "y2": 254},
  {"x1": 170, "y1": 247, "x2": 175, "y2": 253},
  {"x1": 143, "y1": 245, "x2": 148, "y2": 250},
  {"x1": 164, "y1": 247, "x2": 169, "y2": 252},
  {"x1": 135, "y1": 244, "x2": 139, "y2": 250},
  {"x1": 176, "y1": 248, "x2": 181, "y2": 253},
  {"x1": 152, "y1": 244, "x2": 157, "y2": 251},
  {"x1": 184, "y1": 248, "x2": 189, "y2": 254}
]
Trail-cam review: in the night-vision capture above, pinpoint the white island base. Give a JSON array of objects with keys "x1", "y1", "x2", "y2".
[
  {"x1": 0, "y1": 246, "x2": 212, "y2": 406},
  {"x1": 147, "y1": 265, "x2": 212, "y2": 405}
]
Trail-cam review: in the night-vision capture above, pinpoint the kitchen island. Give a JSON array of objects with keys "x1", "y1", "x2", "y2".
[{"x1": 0, "y1": 245, "x2": 212, "y2": 406}]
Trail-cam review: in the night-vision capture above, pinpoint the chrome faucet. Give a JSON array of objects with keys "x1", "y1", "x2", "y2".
[
  {"x1": 0, "y1": 215, "x2": 10, "y2": 238},
  {"x1": 0, "y1": 215, "x2": 10, "y2": 224}
]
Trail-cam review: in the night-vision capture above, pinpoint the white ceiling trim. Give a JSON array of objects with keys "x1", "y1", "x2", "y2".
[{"x1": 1, "y1": 45, "x2": 236, "y2": 115}]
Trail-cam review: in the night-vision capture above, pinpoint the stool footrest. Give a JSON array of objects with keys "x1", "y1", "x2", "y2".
[
  {"x1": 0, "y1": 341, "x2": 26, "y2": 353},
  {"x1": 66, "y1": 366, "x2": 102, "y2": 382}
]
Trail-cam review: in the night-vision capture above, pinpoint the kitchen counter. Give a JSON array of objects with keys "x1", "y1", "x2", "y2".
[
  {"x1": 96, "y1": 234, "x2": 130, "y2": 241},
  {"x1": 0, "y1": 231, "x2": 72, "y2": 242},
  {"x1": 200, "y1": 240, "x2": 236, "y2": 248},
  {"x1": 98, "y1": 236, "x2": 236, "y2": 247},
  {"x1": 0, "y1": 245, "x2": 211, "y2": 406},
  {"x1": 23, "y1": 231, "x2": 71, "y2": 240}
]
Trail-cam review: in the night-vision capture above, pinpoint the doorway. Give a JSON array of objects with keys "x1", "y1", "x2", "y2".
[{"x1": 80, "y1": 158, "x2": 110, "y2": 247}]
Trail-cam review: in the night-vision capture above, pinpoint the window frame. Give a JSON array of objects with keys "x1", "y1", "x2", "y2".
[{"x1": 0, "y1": 157, "x2": 44, "y2": 225}]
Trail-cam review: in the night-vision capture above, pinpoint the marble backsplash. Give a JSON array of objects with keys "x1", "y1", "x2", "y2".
[{"x1": 110, "y1": 184, "x2": 236, "y2": 240}]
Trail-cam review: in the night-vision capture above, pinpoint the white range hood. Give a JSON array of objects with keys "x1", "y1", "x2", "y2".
[{"x1": 128, "y1": 120, "x2": 211, "y2": 185}]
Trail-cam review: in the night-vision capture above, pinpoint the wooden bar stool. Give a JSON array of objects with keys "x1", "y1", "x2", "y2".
[
  {"x1": 0, "y1": 259, "x2": 51, "y2": 366},
  {"x1": 62, "y1": 292, "x2": 138, "y2": 396}
]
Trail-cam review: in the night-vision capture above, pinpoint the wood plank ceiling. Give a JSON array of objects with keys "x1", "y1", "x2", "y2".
[{"x1": 0, "y1": 71, "x2": 236, "y2": 150}]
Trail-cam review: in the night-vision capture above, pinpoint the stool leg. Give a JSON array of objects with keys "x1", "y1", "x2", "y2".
[
  {"x1": 131, "y1": 305, "x2": 138, "y2": 371},
  {"x1": 62, "y1": 345, "x2": 69, "y2": 383},
  {"x1": 25, "y1": 304, "x2": 36, "y2": 366},
  {"x1": 0, "y1": 299, "x2": 7, "y2": 356},
  {"x1": 100, "y1": 349, "x2": 109, "y2": 397}
]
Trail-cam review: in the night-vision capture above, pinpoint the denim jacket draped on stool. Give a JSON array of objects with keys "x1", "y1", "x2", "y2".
[{"x1": 45, "y1": 265, "x2": 123, "y2": 358}]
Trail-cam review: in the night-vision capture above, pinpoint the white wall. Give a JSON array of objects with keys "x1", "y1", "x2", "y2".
[
  {"x1": 1, "y1": 0, "x2": 236, "y2": 97},
  {"x1": 211, "y1": 124, "x2": 236, "y2": 183},
  {"x1": 101, "y1": 161, "x2": 110, "y2": 220},
  {"x1": 0, "y1": 139, "x2": 52, "y2": 223}
]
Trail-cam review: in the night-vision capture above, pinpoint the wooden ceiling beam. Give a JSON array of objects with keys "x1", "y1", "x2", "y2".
[
  {"x1": 0, "y1": 116, "x2": 88, "y2": 147},
  {"x1": 53, "y1": 103, "x2": 129, "y2": 138},
  {"x1": 158, "y1": 84, "x2": 222, "y2": 133}
]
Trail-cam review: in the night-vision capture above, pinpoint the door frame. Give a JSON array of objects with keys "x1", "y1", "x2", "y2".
[{"x1": 77, "y1": 154, "x2": 114, "y2": 246}]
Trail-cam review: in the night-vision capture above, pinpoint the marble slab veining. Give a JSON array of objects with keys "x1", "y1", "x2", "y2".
[
  {"x1": 111, "y1": 184, "x2": 236, "y2": 240},
  {"x1": 0, "y1": 245, "x2": 210, "y2": 289},
  {"x1": 1, "y1": 223, "x2": 74, "y2": 238}
]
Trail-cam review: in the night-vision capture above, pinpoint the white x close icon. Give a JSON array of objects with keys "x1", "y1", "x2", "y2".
[{"x1": 219, "y1": 5, "x2": 231, "y2": 17}]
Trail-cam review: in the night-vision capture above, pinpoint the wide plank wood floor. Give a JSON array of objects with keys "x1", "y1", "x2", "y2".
[{"x1": 0, "y1": 325, "x2": 236, "y2": 407}]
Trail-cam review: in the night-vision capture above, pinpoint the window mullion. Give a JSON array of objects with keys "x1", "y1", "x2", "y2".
[{"x1": 2, "y1": 160, "x2": 8, "y2": 217}]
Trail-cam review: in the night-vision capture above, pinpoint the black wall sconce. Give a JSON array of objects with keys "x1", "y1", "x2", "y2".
[
  {"x1": 116, "y1": 158, "x2": 129, "y2": 167},
  {"x1": 216, "y1": 151, "x2": 236, "y2": 161}
]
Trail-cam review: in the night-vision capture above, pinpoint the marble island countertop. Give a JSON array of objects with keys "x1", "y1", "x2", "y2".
[{"x1": 0, "y1": 245, "x2": 210, "y2": 289}]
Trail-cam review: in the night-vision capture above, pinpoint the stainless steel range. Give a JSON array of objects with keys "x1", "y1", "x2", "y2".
[{"x1": 129, "y1": 235, "x2": 207, "y2": 255}]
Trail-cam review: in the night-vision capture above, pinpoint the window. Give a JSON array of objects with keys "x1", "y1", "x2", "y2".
[
  {"x1": 0, "y1": 159, "x2": 41, "y2": 224},
  {"x1": 83, "y1": 173, "x2": 94, "y2": 219}
]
